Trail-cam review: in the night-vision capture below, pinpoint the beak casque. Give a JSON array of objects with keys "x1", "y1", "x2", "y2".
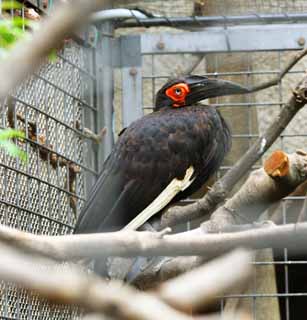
[{"x1": 185, "y1": 76, "x2": 250, "y2": 105}]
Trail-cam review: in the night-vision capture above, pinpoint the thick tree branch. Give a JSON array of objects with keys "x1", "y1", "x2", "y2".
[
  {"x1": 160, "y1": 75, "x2": 307, "y2": 228},
  {"x1": 0, "y1": 0, "x2": 109, "y2": 101},
  {"x1": 0, "y1": 243, "x2": 251, "y2": 320},
  {"x1": 157, "y1": 249, "x2": 252, "y2": 313},
  {"x1": 204, "y1": 150, "x2": 307, "y2": 232},
  {"x1": 1, "y1": 149, "x2": 307, "y2": 292},
  {"x1": 2, "y1": 220, "x2": 307, "y2": 261}
]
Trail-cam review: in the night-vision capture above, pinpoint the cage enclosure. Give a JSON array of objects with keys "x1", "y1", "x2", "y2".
[{"x1": 1, "y1": 0, "x2": 307, "y2": 319}]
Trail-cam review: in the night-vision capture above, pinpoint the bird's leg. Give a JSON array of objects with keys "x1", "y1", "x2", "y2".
[{"x1": 123, "y1": 166, "x2": 195, "y2": 230}]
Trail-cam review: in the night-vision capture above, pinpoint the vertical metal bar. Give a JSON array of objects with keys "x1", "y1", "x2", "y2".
[
  {"x1": 95, "y1": 22, "x2": 114, "y2": 167},
  {"x1": 83, "y1": 47, "x2": 97, "y2": 195},
  {"x1": 278, "y1": 50, "x2": 290, "y2": 320},
  {"x1": 120, "y1": 35, "x2": 143, "y2": 129}
]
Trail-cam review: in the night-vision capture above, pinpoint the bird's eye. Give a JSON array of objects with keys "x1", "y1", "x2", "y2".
[
  {"x1": 174, "y1": 87, "x2": 182, "y2": 96},
  {"x1": 165, "y1": 82, "x2": 190, "y2": 107}
]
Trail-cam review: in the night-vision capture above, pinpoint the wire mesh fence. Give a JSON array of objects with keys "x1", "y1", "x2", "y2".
[{"x1": 0, "y1": 1, "x2": 99, "y2": 319}]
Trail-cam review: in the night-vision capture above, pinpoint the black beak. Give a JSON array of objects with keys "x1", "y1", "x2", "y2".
[{"x1": 186, "y1": 77, "x2": 250, "y2": 105}]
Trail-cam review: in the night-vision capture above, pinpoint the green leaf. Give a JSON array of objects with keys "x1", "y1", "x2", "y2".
[
  {"x1": 0, "y1": 128, "x2": 27, "y2": 161},
  {"x1": 1, "y1": 1, "x2": 22, "y2": 10},
  {"x1": 0, "y1": 17, "x2": 33, "y2": 49},
  {"x1": 0, "y1": 129, "x2": 27, "y2": 162},
  {"x1": 12, "y1": 16, "x2": 32, "y2": 28},
  {"x1": 0, "y1": 128, "x2": 25, "y2": 140},
  {"x1": 0, "y1": 140, "x2": 27, "y2": 162},
  {"x1": 48, "y1": 49, "x2": 57, "y2": 62}
]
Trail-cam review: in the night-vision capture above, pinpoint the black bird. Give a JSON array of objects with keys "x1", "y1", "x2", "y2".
[{"x1": 74, "y1": 75, "x2": 249, "y2": 234}]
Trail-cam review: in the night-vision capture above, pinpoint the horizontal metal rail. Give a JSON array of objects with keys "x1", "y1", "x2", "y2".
[
  {"x1": 0, "y1": 162, "x2": 87, "y2": 202},
  {"x1": 118, "y1": 12, "x2": 307, "y2": 28},
  {"x1": 0, "y1": 198, "x2": 74, "y2": 230}
]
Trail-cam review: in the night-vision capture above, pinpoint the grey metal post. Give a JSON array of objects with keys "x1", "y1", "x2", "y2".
[
  {"x1": 83, "y1": 39, "x2": 97, "y2": 194},
  {"x1": 95, "y1": 22, "x2": 114, "y2": 168},
  {"x1": 120, "y1": 35, "x2": 143, "y2": 128}
]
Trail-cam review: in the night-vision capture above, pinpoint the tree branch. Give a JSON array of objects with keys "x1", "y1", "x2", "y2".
[
  {"x1": 1, "y1": 147, "x2": 307, "y2": 292},
  {"x1": 204, "y1": 150, "x2": 307, "y2": 232},
  {"x1": 2, "y1": 219, "x2": 307, "y2": 261},
  {"x1": 249, "y1": 48, "x2": 307, "y2": 92},
  {"x1": 157, "y1": 249, "x2": 252, "y2": 313},
  {"x1": 0, "y1": 243, "x2": 251, "y2": 320}
]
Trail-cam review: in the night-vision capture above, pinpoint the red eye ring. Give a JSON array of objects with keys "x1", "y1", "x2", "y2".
[{"x1": 165, "y1": 83, "x2": 190, "y2": 107}]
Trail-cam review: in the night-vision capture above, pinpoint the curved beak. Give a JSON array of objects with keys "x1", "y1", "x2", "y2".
[{"x1": 186, "y1": 78, "x2": 250, "y2": 105}]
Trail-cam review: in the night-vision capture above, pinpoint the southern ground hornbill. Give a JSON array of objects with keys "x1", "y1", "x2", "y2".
[{"x1": 74, "y1": 75, "x2": 249, "y2": 235}]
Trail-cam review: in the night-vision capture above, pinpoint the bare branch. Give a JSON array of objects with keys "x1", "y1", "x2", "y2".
[
  {"x1": 160, "y1": 74, "x2": 307, "y2": 228},
  {"x1": 0, "y1": 147, "x2": 306, "y2": 265},
  {"x1": 204, "y1": 150, "x2": 307, "y2": 232},
  {"x1": 0, "y1": 243, "x2": 252, "y2": 320},
  {"x1": 157, "y1": 249, "x2": 252, "y2": 313},
  {"x1": 3, "y1": 220, "x2": 307, "y2": 261},
  {"x1": 249, "y1": 48, "x2": 307, "y2": 92},
  {"x1": 132, "y1": 256, "x2": 202, "y2": 290},
  {"x1": 0, "y1": 0, "x2": 109, "y2": 101},
  {"x1": 0, "y1": 242, "x2": 197, "y2": 320}
]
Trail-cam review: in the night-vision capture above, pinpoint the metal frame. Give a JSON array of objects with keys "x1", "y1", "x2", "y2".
[
  {"x1": 114, "y1": 23, "x2": 307, "y2": 128},
  {"x1": 118, "y1": 12, "x2": 307, "y2": 28}
]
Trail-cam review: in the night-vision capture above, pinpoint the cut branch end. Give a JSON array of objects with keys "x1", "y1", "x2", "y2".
[{"x1": 264, "y1": 150, "x2": 289, "y2": 178}]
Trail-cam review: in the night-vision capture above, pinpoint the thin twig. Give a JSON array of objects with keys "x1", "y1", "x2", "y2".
[
  {"x1": 75, "y1": 120, "x2": 107, "y2": 144},
  {"x1": 249, "y1": 48, "x2": 307, "y2": 92}
]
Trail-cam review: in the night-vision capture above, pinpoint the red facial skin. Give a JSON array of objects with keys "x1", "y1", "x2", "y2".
[{"x1": 165, "y1": 83, "x2": 190, "y2": 107}]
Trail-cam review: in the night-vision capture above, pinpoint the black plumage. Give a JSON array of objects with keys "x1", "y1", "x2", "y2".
[{"x1": 74, "y1": 75, "x2": 249, "y2": 234}]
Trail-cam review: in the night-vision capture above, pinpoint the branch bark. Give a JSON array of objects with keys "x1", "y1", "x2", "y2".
[
  {"x1": 0, "y1": 242, "x2": 251, "y2": 320},
  {"x1": 157, "y1": 249, "x2": 252, "y2": 313},
  {"x1": 204, "y1": 150, "x2": 307, "y2": 232},
  {"x1": 2, "y1": 220, "x2": 307, "y2": 261}
]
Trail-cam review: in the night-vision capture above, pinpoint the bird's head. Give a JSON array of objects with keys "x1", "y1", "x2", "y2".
[{"x1": 154, "y1": 75, "x2": 250, "y2": 111}]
